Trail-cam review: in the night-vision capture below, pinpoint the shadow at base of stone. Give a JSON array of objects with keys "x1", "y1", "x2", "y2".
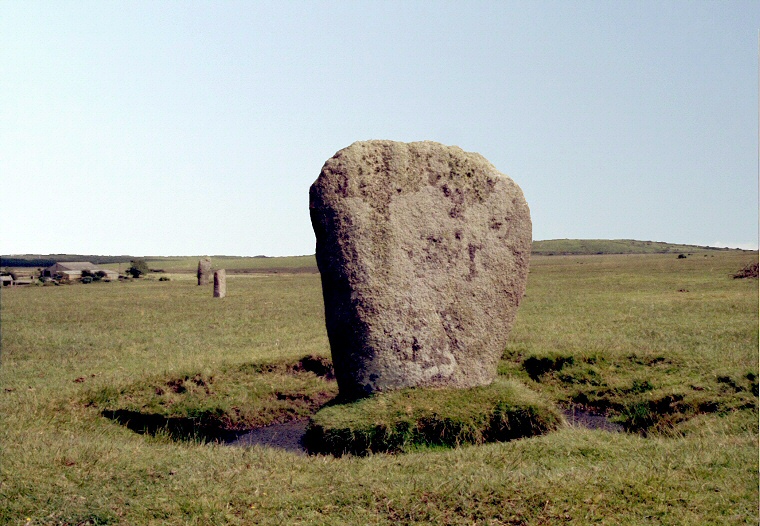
[{"x1": 102, "y1": 409, "x2": 241, "y2": 443}]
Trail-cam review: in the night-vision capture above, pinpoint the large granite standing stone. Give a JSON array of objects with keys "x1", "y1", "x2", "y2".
[
  {"x1": 197, "y1": 258, "x2": 211, "y2": 286},
  {"x1": 310, "y1": 140, "x2": 532, "y2": 400}
]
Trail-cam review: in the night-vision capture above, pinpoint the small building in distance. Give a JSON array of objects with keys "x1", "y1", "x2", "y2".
[
  {"x1": 43, "y1": 262, "x2": 119, "y2": 282},
  {"x1": 2, "y1": 267, "x2": 39, "y2": 286}
]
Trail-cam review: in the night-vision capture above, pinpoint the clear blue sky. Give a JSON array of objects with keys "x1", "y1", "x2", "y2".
[{"x1": 3, "y1": 1, "x2": 758, "y2": 256}]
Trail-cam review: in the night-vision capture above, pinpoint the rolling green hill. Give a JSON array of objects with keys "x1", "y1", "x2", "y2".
[
  {"x1": 2, "y1": 240, "x2": 753, "y2": 269},
  {"x1": 529, "y1": 239, "x2": 748, "y2": 256}
]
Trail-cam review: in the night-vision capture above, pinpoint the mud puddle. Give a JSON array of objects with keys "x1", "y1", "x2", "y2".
[
  {"x1": 562, "y1": 407, "x2": 623, "y2": 432},
  {"x1": 226, "y1": 419, "x2": 309, "y2": 453},
  {"x1": 224, "y1": 408, "x2": 622, "y2": 454}
]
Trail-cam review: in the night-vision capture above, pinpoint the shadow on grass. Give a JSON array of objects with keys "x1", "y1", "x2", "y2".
[{"x1": 101, "y1": 409, "x2": 241, "y2": 443}]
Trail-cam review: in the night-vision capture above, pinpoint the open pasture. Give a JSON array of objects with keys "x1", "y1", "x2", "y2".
[
  {"x1": 97, "y1": 256, "x2": 319, "y2": 275},
  {"x1": 1, "y1": 251, "x2": 757, "y2": 524}
]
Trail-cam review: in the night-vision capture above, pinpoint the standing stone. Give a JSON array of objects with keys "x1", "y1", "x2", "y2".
[
  {"x1": 197, "y1": 258, "x2": 211, "y2": 286},
  {"x1": 213, "y1": 269, "x2": 226, "y2": 298},
  {"x1": 310, "y1": 140, "x2": 532, "y2": 400}
]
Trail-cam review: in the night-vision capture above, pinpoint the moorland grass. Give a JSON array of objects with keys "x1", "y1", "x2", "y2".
[
  {"x1": 97, "y1": 255, "x2": 318, "y2": 274},
  {"x1": 0, "y1": 251, "x2": 757, "y2": 524},
  {"x1": 499, "y1": 253, "x2": 759, "y2": 434}
]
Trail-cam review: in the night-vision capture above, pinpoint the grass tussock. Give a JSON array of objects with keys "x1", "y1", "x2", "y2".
[{"x1": 304, "y1": 379, "x2": 564, "y2": 455}]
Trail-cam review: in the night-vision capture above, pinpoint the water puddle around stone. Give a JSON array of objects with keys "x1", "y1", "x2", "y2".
[
  {"x1": 224, "y1": 409, "x2": 622, "y2": 453},
  {"x1": 226, "y1": 419, "x2": 309, "y2": 453},
  {"x1": 562, "y1": 407, "x2": 624, "y2": 432}
]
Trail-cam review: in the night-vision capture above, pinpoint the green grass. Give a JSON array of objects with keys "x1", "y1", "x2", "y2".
[
  {"x1": 500, "y1": 253, "x2": 758, "y2": 435},
  {"x1": 88, "y1": 255, "x2": 318, "y2": 274},
  {"x1": 133, "y1": 255, "x2": 318, "y2": 273},
  {"x1": 1, "y1": 251, "x2": 757, "y2": 524}
]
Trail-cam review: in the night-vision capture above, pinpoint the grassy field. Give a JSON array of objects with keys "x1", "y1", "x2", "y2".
[
  {"x1": 5, "y1": 239, "x2": 748, "y2": 272},
  {"x1": 1, "y1": 251, "x2": 757, "y2": 524},
  {"x1": 99, "y1": 255, "x2": 319, "y2": 274}
]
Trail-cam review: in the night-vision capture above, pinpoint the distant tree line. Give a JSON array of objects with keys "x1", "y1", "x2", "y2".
[
  {"x1": 1, "y1": 255, "x2": 133, "y2": 267},
  {"x1": 0, "y1": 258, "x2": 56, "y2": 267}
]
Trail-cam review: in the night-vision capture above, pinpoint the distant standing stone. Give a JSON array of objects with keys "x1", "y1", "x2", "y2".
[
  {"x1": 197, "y1": 258, "x2": 211, "y2": 286},
  {"x1": 213, "y1": 269, "x2": 226, "y2": 298},
  {"x1": 310, "y1": 140, "x2": 532, "y2": 399}
]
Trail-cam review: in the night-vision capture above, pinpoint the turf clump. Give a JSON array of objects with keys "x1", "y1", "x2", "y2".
[
  {"x1": 85, "y1": 356, "x2": 338, "y2": 442},
  {"x1": 303, "y1": 379, "x2": 564, "y2": 455}
]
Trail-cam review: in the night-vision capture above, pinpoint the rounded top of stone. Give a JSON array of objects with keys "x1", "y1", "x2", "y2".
[
  {"x1": 312, "y1": 140, "x2": 511, "y2": 209},
  {"x1": 327, "y1": 139, "x2": 495, "y2": 170}
]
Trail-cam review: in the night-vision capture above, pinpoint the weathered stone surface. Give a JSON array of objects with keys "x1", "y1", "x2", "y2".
[
  {"x1": 213, "y1": 269, "x2": 226, "y2": 298},
  {"x1": 197, "y1": 258, "x2": 211, "y2": 286},
  {"x1": 310, "y1": 140, "x2": 532, "y2": 399}
]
